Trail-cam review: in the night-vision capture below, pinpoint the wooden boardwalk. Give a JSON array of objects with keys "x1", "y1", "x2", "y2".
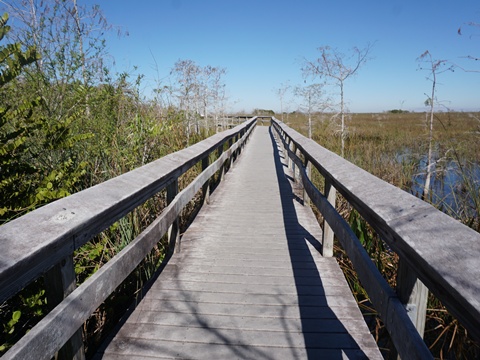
[{"x1": 96, "y1": 126, "x2": 382, "y2": 359}]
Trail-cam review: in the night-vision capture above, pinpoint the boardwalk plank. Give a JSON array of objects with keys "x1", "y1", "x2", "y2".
[
  {"x1": 150, "y1": 280, "x2": 350, "y2": 296},
  {"x1": 131, "y1": 311, "x2": 372, "y2": 334},
  {"x1": 98, "y1": 338, "x2": 380, "y2": 360},
  {"x1": 113, "y1": 323, "x2": 366, "y2": 349},
  {"x1": 137, "y1": 299, "x2": 365, "y2": 319}
]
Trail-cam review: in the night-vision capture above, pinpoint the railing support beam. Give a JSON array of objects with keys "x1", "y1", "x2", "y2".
[
  {"x1": 322, "y1": 179, "x2": 336, "y2": 257},
  {"x1": 303, "y1": 160, "x2": 311, "y2": 206},
  {"x1": 202, "y1": 156, "x2": 210, "y2": 205},
  {"x1": 217, "y1": 144, "x2": 225, "y2": 181},
  {"x1": 396, "y1": 259, "x2": 429, "y2": 338},
  {"x1": 44, "y1": 256, "x2": 85, "y2": 360},
  {"x1": 167, "y1": 179, "x2": 180, "y2": 253}
]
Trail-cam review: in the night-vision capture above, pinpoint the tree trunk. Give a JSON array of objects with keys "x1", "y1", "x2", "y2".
[
  {"x1": 423, "y1": 73, "x2": 436, "y2": 200},
  {"x1": 340, "y1": 82, "x2": 345, "y2": 158}
]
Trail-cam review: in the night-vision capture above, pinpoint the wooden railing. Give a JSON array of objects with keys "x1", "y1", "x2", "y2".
[
  {"x1": 0, "y1": 118, "x2": 257, "y2": 360},
  {"x1": 271, "y1": 117, "x2": 480, "y2": 359}
]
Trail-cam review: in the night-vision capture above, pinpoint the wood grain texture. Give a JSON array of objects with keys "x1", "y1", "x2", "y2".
[
  {"x1": 97, "y1": 126, "x2": 382, "y2": 359},
  {"x1": 272, "y1": 117, "x2": 480, "y2": 343}
]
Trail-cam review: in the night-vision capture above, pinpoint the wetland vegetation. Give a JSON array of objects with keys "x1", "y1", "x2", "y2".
[{"x1": 284, "y1": 110, "x2": 480, "y2": 358}]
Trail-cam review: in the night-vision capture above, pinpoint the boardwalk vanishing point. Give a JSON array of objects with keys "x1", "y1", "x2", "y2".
[{"x1": 95, "y1": 126, "x2": 382, "y2": 359}]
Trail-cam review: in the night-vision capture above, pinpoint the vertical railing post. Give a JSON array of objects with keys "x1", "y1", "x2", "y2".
[
  {"x1": 217, "y1": 143, "x2": 225, "y2": 182},
  {"x1": 396, "y1": 259, "x2": 428, "y2": 340},
  {"x1": 167, "y1": 179, "x2": 180, "y2": 253},
  {"x1": 287, "y1": 138, "x2": 293, "y2": 170},
  {"x1": 290, "y1": 142, "x2": 297, "y2": 181},
  {"x1": 238, "y1": 132, "x2": 243, "y2": 154},
  {"x1": 202, "y1": 155, "x2": 210, "y2": 205},
  {"x1": 226, "y1": 137, "x2": 234, "y2": 173},
  {"x1": 303, "y1": 159, "x2": 311, "y2": 206},
  {"x1": 322, "y1": 178, "x2": 336, "y2": 257},
  {"x1": 44, "y1": 255, "x2": 85, "y2": 360}
]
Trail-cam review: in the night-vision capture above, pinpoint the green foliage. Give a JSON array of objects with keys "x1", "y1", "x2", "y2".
[
  {"x1": 348, "y1": 209, "x2": 385, "y2": 272},
  {"x1": 3, "y1": 311, "x2": 21, "y2": 336},
  {"x1": 0, "y1": 310, "x2": 21, "y2": 352},
  {"x1": 1, "y1": 282, "x2": 46, "y2": 353},
  {"x1": 0, "y1": 13, "x2": 92, "y2": 222},
  {"x1": 0, "y1": 14, "x2": 39, "y2": 87},
  {"x1": 253, "y1": 108, "x2": 275, "y2": 116},
  {"x1": 0, "y1": 14, "x2": 40, "y2": 219}
]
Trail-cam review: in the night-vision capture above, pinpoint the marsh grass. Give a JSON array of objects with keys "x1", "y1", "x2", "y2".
[{"x1": 286, "y1": 111, "x2": 480, "y2": 359}]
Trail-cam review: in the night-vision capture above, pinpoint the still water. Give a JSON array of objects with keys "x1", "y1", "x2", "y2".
[{"x1": 407, "y1": 153, "x2": 480, "y2": 220}]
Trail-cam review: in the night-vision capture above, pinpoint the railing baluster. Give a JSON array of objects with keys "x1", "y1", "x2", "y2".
[
  {"x1": 167, "y1": 179, "x2": 180, "y2": 253},
  {"x1": 290, "y1": 141, "x2": 296, "y2": 178},
  {"x1": 303, "y1": 159, "x2": 311, "y2": 206},
  {"x1": 396, "y1": 259, "x2": 429, "y2": 339},
  {"x1": 44, "y1": 255, "x2": 85, "y2": 360},
  {"x1": 217, "y1": 143, "x2": 225, "y2": 181},
  {"x1": 202, "y1": 156, "x2": 210, "y2": 205},
  {"x1": 322, "y1": 178, "x2": 336, "y2": 257},
  {"x1": 228, "y1": 137, "x2": 234, "y2": 169}
]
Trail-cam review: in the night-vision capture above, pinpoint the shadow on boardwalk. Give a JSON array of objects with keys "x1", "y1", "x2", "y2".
[{"x1": 269, "y1": 127, "x2": 369, "y2": 359}]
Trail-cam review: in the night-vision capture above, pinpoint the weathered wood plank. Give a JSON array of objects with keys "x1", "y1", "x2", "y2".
[
  {"x1": 132, "y1": 311, "x2": 372, "y2": 334},
  {"x1": 43, "y1": 255, "x2": 85, "y2": 360},
  {"x1": 322, "y1": 178, "x2": 336, "y2": 257},
  {"x1": 397, "y1": 258, "x2": 429, "y2": 338},
  {"x1": 112, "y1": 323, "x2": 367, "y2": 349},
  {"x1": 149, "y1": 280, "x2": 353, "y2": 296},
  {"x1": 98, "y1": 338, "x2": 381, "y2": 360},
  {"x1": 136, "y1": 299, "x2": 369, "y2": 320}
]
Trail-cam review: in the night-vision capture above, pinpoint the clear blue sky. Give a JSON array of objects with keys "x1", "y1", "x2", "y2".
[{"x1": 95, "y1": 0, "x2": 479, "y2": 113}]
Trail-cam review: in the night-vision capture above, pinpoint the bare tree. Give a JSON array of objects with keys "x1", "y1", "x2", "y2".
[
  {"x1": 202, "y1": 65, "x2": 226, "y2": 133},
  {"x1": 170, "y1": 60, "x2": 228, "y2": 139},
  {"x1": 294, "y1": 83, "x2": 329, "y2": 139},
  {"x1": 275, "y1": 81, "x2": 291, "y2": 122},
  {"x1": 171, "y1": 59, "x2": 201, "y2": 143},
  {"x1": 1, "y1": 0, "x2": 113, "y2": 123},
  {"x1": 213, "y1": 67, "x2": 227, "y2": 131},
  {"x1": 417, "y1": 50, "x2": 453, "y2": 200},
  {"x1": 302, "y1": 44, "x2": 373, "y2": 156}
]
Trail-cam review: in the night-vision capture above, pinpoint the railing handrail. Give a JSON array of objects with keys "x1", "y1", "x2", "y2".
[
  {"x1": 271, "y1": 117, "x2": 480, "y2": 352},
  {"x1": 0, "y1": 117, "x2": 256, "y2": 359},
  {"x1": 0, "y1": 117, "x2": 256, "y2": 304}
]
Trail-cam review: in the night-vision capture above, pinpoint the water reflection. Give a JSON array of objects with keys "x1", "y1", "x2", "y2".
[
  {"x1": 400, "y1": 150, "x2": 480, "y2": 221},
  {"x1": 395, "y1": 149, "x2": 480, "y2": 221}
]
